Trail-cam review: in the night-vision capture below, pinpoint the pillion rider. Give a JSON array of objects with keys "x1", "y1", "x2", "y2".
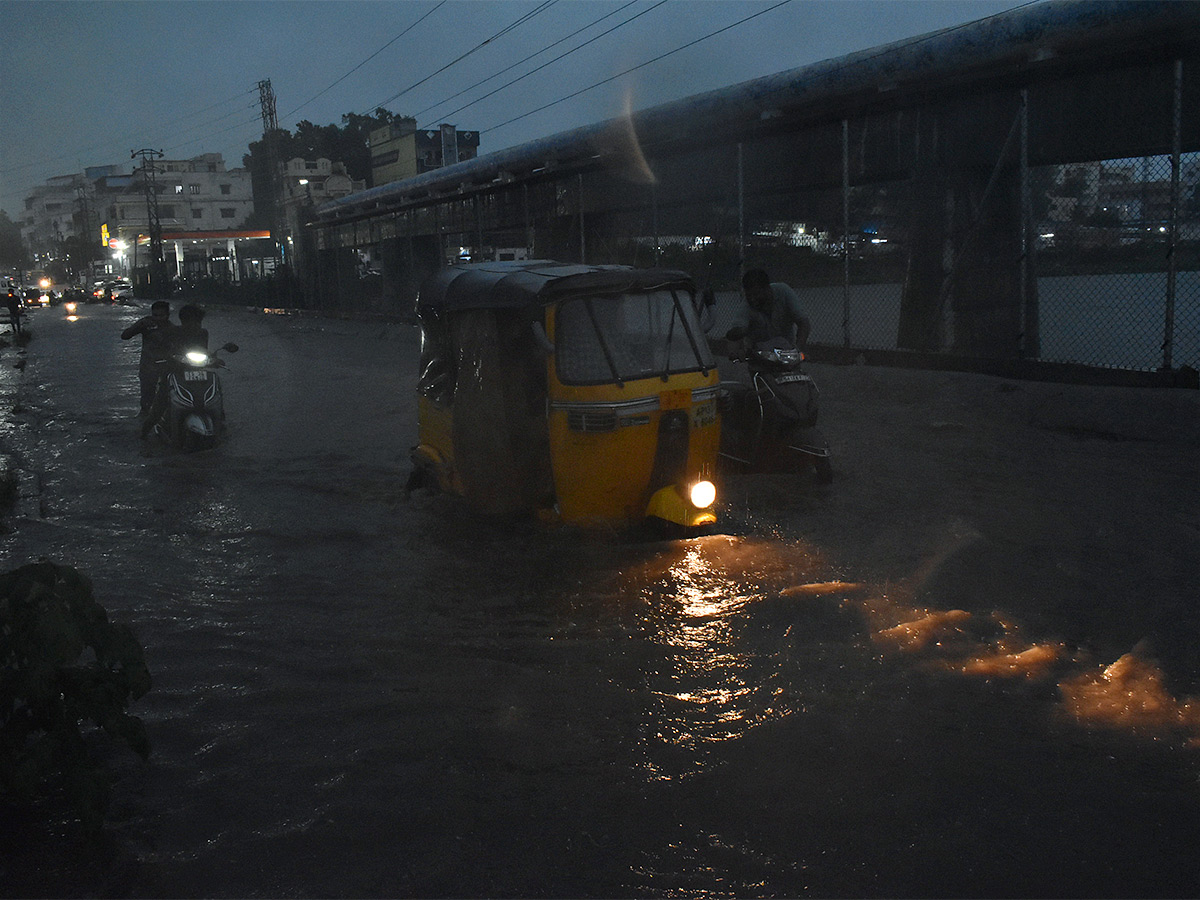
[{"x1": 726, "y1": 268, "x2": 811, "y2": 349}]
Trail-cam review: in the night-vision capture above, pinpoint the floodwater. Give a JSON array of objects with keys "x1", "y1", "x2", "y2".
[{"x1": 2, "y1": 303, "x2": 1199, "y2": 898}]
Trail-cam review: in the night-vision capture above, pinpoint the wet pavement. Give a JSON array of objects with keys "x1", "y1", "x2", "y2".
[{"x1": 1, "y1": 301, "x2": 1199, "y2": 898}]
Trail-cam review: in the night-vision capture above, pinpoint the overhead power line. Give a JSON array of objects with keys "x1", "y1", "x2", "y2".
[
  {"x1": 411, "y1": 0, "x2": 640, "y2": 122},
  {"x1": 0, "y1": 91, "x2": 262, "y2": 181},
  {"x1": 365, "y1": 0, "x2": 559, "y2": 114},
  {"x1": 163, "y1": 112, "x2": 263, "y2": 156},
  {"x1": 157, "y1": 101, "x2": 260, "y2": 149},
  {"x1": 281, "y1": 0, "x2": 447, "y2": 124},
  {"x1": 421, "y1": 0, "x2": 667, "y2": 131},
  {"x1": 482, "y1": 0, "x2": 793, "y2": 134},
  {"x1": 149, "y1": 87, "x2": 259, "y2": 139}
]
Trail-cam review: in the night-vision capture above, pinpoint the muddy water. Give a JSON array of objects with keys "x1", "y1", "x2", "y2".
[{"x1": 2, "y1": 304, "x2": 1199, "y2": 898}]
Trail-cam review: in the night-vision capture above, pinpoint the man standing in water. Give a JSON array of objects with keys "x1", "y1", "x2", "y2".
[
  {"x1": 121, "y1": 300, "x2": 175, "y2": 416},
  {"x1": 4, "y1": 286, "x2": 21, "y2": 337}
]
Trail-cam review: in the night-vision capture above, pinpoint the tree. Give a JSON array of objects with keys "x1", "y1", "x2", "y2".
[
  {"x1": 0, "y1": 210, "x2": 28, "y2": 271},
  {"x1": 242, "y1": 108, "x2": 399, "y2": 233}
]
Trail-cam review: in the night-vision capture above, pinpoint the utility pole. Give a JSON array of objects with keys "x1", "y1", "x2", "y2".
[
  {"x1": 131, "y1": 148, "x2": 166, "y2": 296},
  {"x1": 74, "y1": 183, "x2": 97, "y2": 285}
]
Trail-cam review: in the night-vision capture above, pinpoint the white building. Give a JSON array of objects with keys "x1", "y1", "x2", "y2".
[
  {"x1": 110, "y1": 152, "x2": 254, "y2": 241},
  {"x1": 278, "y1": 157, "x2": 364, "y2": 273}
]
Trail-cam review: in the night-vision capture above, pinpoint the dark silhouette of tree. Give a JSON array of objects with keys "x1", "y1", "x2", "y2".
[{"x1": 242, "y1": 108, "x2": 399, "y2": 231}]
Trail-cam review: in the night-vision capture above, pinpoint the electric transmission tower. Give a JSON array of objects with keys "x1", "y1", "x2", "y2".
[
  {"x1": 257, "y1": 79, "x2": 284, "y2": 266},
  {"x1": 131, "y1": 148, "x2": 166, "y2": 294}
]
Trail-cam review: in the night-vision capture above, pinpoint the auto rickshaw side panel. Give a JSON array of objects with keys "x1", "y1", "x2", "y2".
[{"x1": 414, "y1": 305, "x2": 553, "y2": 515}]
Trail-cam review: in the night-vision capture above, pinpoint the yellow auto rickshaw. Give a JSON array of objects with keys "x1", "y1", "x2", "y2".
[{"x1": 410, "y1": 260, "x2": 720, "y2": 530}]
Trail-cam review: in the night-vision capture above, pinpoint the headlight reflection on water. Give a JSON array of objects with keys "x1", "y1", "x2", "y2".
[
  {"x1": 621, "y1": 535, "x2": 817, "y2": 779},
  {"x1": 620, "y1": 527, "x2": 1200, "y2": 781}
]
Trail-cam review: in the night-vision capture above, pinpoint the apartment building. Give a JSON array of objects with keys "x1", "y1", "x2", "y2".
[
  {"x1": 110, "y1": 152, "x2": 254, "y2": 242},
  {"x1": 369, "y1": 120, "x2": 480, "y2": 188}
]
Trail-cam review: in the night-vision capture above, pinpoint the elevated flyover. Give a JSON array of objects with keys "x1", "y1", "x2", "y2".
[{"x1": 310, "y1": 0, "x2": 1200, "y2": 382}]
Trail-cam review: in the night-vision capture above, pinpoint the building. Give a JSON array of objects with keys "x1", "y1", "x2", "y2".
[
  {"x1": 369, "y1": 120, "x2": 480, "y2": 188},
  {"x1": 102, "y1": 153, "x2": 257, "y2": 281},
  {"x1": 111, "y1": 152, "x2": 254, "y2": 242},
  {"x1": 18, "y1": 165, "x2": 129, "y2": 280},
  {"x1": 278, "y1": 157, "x2": 364, "y2": 274}
]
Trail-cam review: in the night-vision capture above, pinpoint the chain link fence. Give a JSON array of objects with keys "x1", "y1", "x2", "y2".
[{"x1": 317, "y1": 60, "x2": 1198, "y2": 378}]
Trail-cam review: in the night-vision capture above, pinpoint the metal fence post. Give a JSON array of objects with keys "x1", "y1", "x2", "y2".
[
  {"x1": 842, "y1": 118, "x2": 851, "y2": 347},
  {"x1": 1020, "y1": 88, "x2": 1040, "y2": 358},
  {"x1": 1164, "y1": 58, "x2": 1183, "y2": 371},
  {"x1": 524, "y1": 182, "x2": 533, "y2": 257},
  {"x1": 578, "y1": 173, "x2": 586, "y2": 264},
  {"x1": 652, "y1": 182, "x2": 660, "y2": 265},
  {"x1": 474, "y1": 195, "x2": 483, "y2": 260},
  {"x1": 737, "y1": 142, "x2": 745, "y2": 277}
]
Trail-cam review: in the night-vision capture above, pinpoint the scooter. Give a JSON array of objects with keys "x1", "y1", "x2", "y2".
[
  {"x1": 715, "y1": 334, "x2": 832, "y2": 483},
  {"x1": 147, "y1": 343, "x2": 239, "y2": 451}
]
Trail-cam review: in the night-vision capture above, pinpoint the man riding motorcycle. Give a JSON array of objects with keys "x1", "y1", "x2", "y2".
[
  {"x1": 140, "y1": 304, "x2": 212, "y2": 440},
  {"x1": 726, "y1": 268, "x2": 811, "y2": 348}
]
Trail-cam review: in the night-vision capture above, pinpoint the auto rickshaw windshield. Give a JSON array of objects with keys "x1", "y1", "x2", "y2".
[{"x1": 555, "y1": 289, "x2": 714, "y2": 385}]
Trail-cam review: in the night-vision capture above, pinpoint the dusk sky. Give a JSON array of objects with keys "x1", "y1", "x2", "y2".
[{"x1": 0, "y1": 0, "x2": 1030, "y2": 217}]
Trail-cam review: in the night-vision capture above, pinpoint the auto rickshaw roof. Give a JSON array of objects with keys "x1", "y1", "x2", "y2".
[{"x1": 417, "y1": 260, "x2": 695, "y2": 312}]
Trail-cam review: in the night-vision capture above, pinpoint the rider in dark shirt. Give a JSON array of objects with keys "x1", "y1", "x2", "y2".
[
  {"x1": 728, "y1": 268, "x2": 811, "y2": 349},
  {"x1": 121, "y1": 300, "x2": 175, "y2": 415}
]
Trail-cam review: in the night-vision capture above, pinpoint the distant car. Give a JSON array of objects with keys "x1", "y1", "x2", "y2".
[
  {"x1": 91, "y1": 280, "x2": 132, "y2": 302},
  {"x1": 22, "y1": 288, "x2": 50, "y2": 308}
]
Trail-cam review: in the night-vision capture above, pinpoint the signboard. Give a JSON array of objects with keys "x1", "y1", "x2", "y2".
[
  {"x1": 101, "y1": 223, "x2": 109, "y2": 247},
  {"x1": 440, "y1": 124, "x2": 459, "y2": 167}
]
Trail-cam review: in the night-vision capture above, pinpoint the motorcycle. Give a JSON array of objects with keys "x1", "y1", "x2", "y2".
[
  {"x1": 147, "y1": 343, "x2": 239, "y2": 451},
  {"x1": 714, "y1": 334, "x2": 832, "y2": 483}
]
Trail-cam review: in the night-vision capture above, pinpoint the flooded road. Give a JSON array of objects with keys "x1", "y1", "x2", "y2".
[{"x1": 2, "y1": 302, "x2": 1199, "y2": 898}]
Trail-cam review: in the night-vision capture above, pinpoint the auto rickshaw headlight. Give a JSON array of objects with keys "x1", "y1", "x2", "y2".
[{"x1": 689, "y1": 480, "x2": 716, "y2": 509}]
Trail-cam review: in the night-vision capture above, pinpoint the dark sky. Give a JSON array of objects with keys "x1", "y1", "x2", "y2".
[{"x1": 0, "y1": 0, "x2": 1029, "y2": 216}]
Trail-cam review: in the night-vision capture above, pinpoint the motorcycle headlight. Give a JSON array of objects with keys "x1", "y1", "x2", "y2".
[
  {"x1": 185, "y1": 351, "x2": 209, "y2": 365},
  {"x1": 689, "y1": 480, "x2": 716, "y2": 509}
]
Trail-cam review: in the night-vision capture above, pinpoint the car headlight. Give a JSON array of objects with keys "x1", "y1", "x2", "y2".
[{"x1": 689, "y1": 480, "x2": 716, "y2": 509}]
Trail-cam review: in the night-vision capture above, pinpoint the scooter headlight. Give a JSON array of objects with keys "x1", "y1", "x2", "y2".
[
  {"x1": 689, "y1": 480, "x2": 716, "y2": 509},
  {"x1": 185, "y1": 350, "x2": 209, "y2": 365}
]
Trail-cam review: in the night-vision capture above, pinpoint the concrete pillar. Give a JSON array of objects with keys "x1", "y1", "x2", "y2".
[{"x1": 174, "y1": 241, "x2": 184, "y2": 279}]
